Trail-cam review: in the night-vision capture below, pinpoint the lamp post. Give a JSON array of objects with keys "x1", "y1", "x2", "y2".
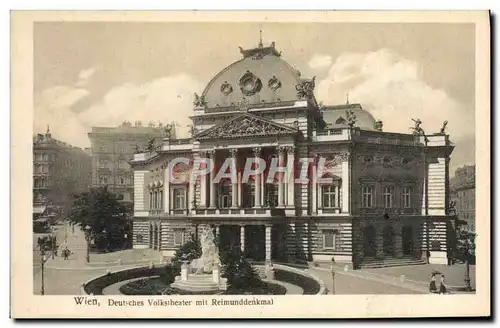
[
  {"x1": 330, "y1": 257, "x2": 336, "y2": 295},
  {"x1": 40, "y1": 250, "x2": 48, "y2": 295},
  {"x1": 102, "y1": 228, "x2": 107, "y2": 252},
  {"x1": 84, "y1": 225, "x2": 91, "y2": 263},
  {"x1": 50, "y1": 226, "x2": 55, "y2": 260},
  {"x1": 464, "y1": 235, "x2": 472, "y2": 292}
]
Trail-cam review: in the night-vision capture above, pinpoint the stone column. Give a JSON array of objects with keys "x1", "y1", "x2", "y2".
[
  {"x1": 230, "y1": 149, "x2": 238, "y2": 208},
  {"x1": 317, "y1": 160, "x2": 323, "y2": 210},
  {"x1": 286, "y1": 147, "x2": 295, "y2": 208},
  {"x1": 311, "y1": 156, "x2": 317, "y2": 213},
  {"x1": 240, "y1": 225, "x2": 245, "y2": 252},
  {"x1": 237, "y1": 172, "x2": 242, "y2": 208},
  {"x1": 199, "y1": 152, "x2": 207, "y2": 208},
  {"x1": 265, "y1": 225, "x2": 272, "y2": 265},
  {"x1": 164, "y1": 166, "x2": 170, "y2": 213},
  {"x1": 208, "y1": 150, "x2": 217, "y2": 208},
  {"x1": 188, "y1": 173, "x2": 195, "y2": 212},
  {"x1": 277, "y1": 147, "x2": 286, "y2": 207},
  {"x1": 341, "y1": 152, "x2": 350, "y2": 213},
  {"x1": 253, "y1": 147, "x2": 262, "y2": 208}
]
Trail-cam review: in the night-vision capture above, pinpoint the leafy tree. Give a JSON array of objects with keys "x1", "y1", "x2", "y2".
[
  {"x1": 68, "y1": 186, "x2": 131, "y2": 252},
  {"x1": 161, "y1": 234, "x2": 201, "y2": 284},
  {"x1": 455, "y1": 228, "x2": 476, "y2": 265},
  {"x1": 221, "y1": 247, "x2": 263, "y2": 292},
  {"x1": 171, "y1": 235, "x2": 202, "y2": 270}
]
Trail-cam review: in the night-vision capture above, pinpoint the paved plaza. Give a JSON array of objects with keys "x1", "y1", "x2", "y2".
[{"x1": 33, "y1": 222, "x2": 474, "y2": 295}]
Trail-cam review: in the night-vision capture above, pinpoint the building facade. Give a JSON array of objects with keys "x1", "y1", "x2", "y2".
[
  {"x1": 88, "y1": 121, "x2": 167, "y2": 202},
  {"x1": 450, "y1": 165, "x2": 475, "y2": 231},
  {"x1": 130, "y1": 41, "x2": 456, "y2": 268},
  {"x1": 33, "y1": 127, "x2": 92, "y2": 216}
]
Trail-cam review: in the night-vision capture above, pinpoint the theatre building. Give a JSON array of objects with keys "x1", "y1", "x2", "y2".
[{"x1": 130, "y1": 41, "x2": 456, "y2": 268}]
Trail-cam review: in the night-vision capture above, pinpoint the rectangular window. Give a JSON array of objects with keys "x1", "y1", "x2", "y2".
[
  {"x1": 402, "y1": 186, "x2": 412, "y2": 208},
  {"x1": 99, "y1": 159, "x2": 107, "y2": 168},
  {"x1": 362, "y1": 185, "x2": 374, "y2": 208},
  {"x1": 218, "y1": 182, "x2": 232, "y2": 208},
  {"x1": 149, "y1": 192, "x2": 153, "y2": 209},
  {"x1": 159, "y1": 190, "x2": 163, "y2": 209},
  {"x1": 323, "y1": 229, "x2": 339, "y2": 250},
  {"x1": 265, "y1": 184, "x2": 278, "y2": 207},
  {"x1": 173, "y1": 188, "x2": 186, "y2": 209},
  {"x1": 243, "y1": 184, "x2": 255, "y2": 208},
  {"x1": 173, "y1": 229, "x2": 185, "y2": 246},
  {"x1": 136, "y1": 234, "x2": 143, "y2": 243},
  {"x1": 322, "y1": 185, "x2": 337, "y2": 208},
  {"x1": 383, "y1": 185, "x2": 394, "y2": 208},
  {"x1": 99, "y1": 146, "x2": 107, "y2": 153}
]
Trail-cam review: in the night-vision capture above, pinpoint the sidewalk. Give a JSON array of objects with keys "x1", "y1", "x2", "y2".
[{"x1": 44, "y1": 223, "x2": 162, "y2": 270}]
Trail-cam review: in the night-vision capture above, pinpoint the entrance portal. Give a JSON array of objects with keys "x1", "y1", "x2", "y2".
[
  {"x1": 245, "y1": 225, "x2": 266, "y2": 261},
  {"x1": 363, "y1": 225, "x2": 377, "y2": 258},
  {"x1": 383, "y1": 225, "x2": 394, "y2": 256},
  {"x1": 218, "y1": 225, "x2": 240, "y2": 253},
  {"x1": 402, "y1": 225, "x2": 414, "y2": 255}
]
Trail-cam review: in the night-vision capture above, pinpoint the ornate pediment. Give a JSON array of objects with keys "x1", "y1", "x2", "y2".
[{"x1": 194, "y1": 113, "x2": 298, "y2": 140}]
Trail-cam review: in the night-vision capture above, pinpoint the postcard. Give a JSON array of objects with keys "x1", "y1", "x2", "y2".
[{"x1": 11, "y1": 10, "x2": 490, "y2": 318}]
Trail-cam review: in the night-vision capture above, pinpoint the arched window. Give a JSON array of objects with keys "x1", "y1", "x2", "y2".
[{"x1": 218, "y1": 179, "x2": 232, "y2": 208}]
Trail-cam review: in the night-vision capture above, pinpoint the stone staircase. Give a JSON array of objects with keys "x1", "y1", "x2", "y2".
[
  {"x1": 170, "y1": 274, "x2": 227, "y2": 292},
  {"x1": 359, "y1": 256, "x2": 426, "y2": 269}
]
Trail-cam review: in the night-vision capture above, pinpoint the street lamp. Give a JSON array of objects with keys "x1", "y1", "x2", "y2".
[
  {"x1": 84, "y1": 225, "x2": 91, "y2": 263},
  {"x1": 50, "y1": 226, "x2": 55, "y2": 260},
  {"x1": 464, "y1": 235, "x2": 472, "y2": 292},
  {"x1": 40, "y1": 250, "x2": 48, "y2": 295},
  {"x1": 102, "y1": 228, "x2": 107, "y2": 252},
  {"x1": 330, "y1": 257, "x2": 336, "y2": 295}
]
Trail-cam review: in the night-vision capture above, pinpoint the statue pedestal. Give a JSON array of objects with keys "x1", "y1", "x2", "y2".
[
  {"x1": 181, "y1": 262, "x2": 189, "y2": 282},
  {"x1": 212, "y1": 265, "x2": 220, "y2": 284}
]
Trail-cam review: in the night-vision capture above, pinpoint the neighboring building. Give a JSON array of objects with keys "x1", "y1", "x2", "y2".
[
  {"x1": 129, "y1": 41, "x2": 455, "y2": 269},
  {"x1": 450, "y1": 165, "x2": 475, "y2": 231},
  {"x1": 33, "y1": 127, "x2": 92, "y2": 217},
  {"x1": 87, "y1": 121, "x2": 167, "y2": 202}
]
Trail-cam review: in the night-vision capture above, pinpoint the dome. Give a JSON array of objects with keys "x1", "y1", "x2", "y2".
[
  {"x1": 321, "y1": 104, "x2": 378, "y2": 131},
  {"x1": 200, "y1": 42, "x2": 303, "y2": 109}
]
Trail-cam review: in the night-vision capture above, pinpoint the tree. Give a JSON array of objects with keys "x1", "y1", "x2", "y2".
[
  {"x1": 68, "y1": 186, "x2": 131, "y2": 252},
  {"x1": 221, "y1": 247, "x2": 263, "y2": 292},
  {"x1": 161, "y1": 235, "x2": 201, "y2": 284},
  {"x1": 456, "y1": 228, "x2": 476, "y2": 265}
]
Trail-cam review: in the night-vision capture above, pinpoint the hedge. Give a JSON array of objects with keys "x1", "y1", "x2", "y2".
[
  {"x1": 83, "y1": 265, "x2": 167, "y2": 295},
  {"x1": 274, "y1": 269, "x2": 320, "y2": 295}
]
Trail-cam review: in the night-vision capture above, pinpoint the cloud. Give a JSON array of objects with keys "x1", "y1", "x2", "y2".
[
  {"x1": 314, "y1": 49, "x2": 474, "y2": 141},
  {"x1": 79, "y1": 74, "x2": 203, "y2": 138},
  {"x1": 34, "y1": 72, "x2": 203, "y2": 148},
  {"x1": 308, "y1": 54, "x2": 333, "y2": 70},
  {"x1": 75, "y1": 67, "x2": 97, "y2": 87},
  {"x1": 34, "y1": 86, "x2": 91, "y2": 146}
]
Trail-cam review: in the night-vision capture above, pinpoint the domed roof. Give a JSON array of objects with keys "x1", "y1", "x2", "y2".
[
  {"x1": 321, "y1": 104, "x2": 378, "y2": 131},
  {"x1": 200, "y1": 42, "x2": 303, "y2": 109}
]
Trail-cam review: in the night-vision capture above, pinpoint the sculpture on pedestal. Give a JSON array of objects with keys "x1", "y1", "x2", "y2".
[{"x1": 190, "y1": 226, "x2": 221, "y2": 274}]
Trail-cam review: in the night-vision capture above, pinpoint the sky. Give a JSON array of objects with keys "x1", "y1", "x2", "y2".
[{"x1": 33, "y1": 22, "x2": 475, "y2": 173}]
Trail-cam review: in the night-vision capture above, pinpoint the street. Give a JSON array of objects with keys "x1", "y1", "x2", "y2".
[{"x1": 33, "y1": 222, "x2": 473, "y2": 295}]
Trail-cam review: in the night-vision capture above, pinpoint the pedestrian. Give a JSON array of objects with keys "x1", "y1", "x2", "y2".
[
  {"x1": 439, "y1": 275, "x2": 447, "y2": 294},
  {"x1": 429, "y1": 273, "x2": 437, "y2": 293}
]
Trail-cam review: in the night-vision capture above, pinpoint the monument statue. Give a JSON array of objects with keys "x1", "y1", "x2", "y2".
[{"x1": 190, "y1": 226, "x2": 221, "y2": 274}]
